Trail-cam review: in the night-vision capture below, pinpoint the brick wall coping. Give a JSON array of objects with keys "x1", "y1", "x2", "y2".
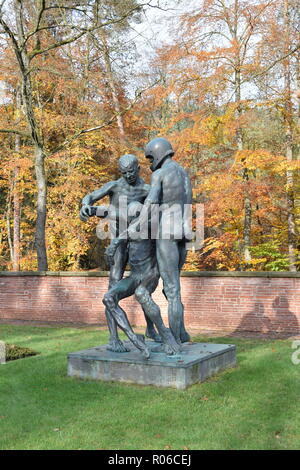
[{"x1": 0, "y1": 271, "x2": 299, "y2": 278}]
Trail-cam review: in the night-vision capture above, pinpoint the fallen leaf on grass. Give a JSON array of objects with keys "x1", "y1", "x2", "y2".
[
  {"x1": 164, "y1": 445, "x2": 171, "y2": 449},
  {"x1": 53, "y1": 428, "x2": 60, "y2": 432},
  {"x1": 155, "y1": 434, "x2": 162, "y2": 438},
  {"x1": 201, "y1": 396, "x2": 209, "y2": 401}
]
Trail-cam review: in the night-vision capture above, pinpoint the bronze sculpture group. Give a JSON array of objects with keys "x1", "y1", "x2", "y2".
[{"x1": 80, "y1": 138, "x2": 192, "y2": 358}]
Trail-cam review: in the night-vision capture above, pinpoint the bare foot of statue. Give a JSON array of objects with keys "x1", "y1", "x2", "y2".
[
  {"x1": 151, "y1": 343, "x2": 181, "y2": 356},
  {"x1": 164, "y1": 329, "x2": 182, "y2": 355},
  {"x1": 151, "y1": 329, "x2": 182, "y2": 355},
  {"x1": 163, "y1": 344, "x2": 180, "y2": 356},
  {"x1": 135, "y1": 334, "x2": 150, "y2": 359},
  {"x1": 146, "y1": 327, "x2": 162, "y2": 343},
  {"x1": 107, "y1": 339, "x2": 130, "y2": 353}
]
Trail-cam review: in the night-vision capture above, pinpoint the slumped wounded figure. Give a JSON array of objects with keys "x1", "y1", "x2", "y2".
[{"x1": 103, "y1": 201, "x2": 181, "y2": 359}]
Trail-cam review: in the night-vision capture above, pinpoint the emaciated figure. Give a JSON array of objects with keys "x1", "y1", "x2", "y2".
[{"x1": 80, "y1": 154, "x2": 160, "y2": 353}]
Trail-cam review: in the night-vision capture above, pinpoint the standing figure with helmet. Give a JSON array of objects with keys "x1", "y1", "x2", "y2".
[{"x1": 128, "y1": 137, "x2": 192, "y2": 344}]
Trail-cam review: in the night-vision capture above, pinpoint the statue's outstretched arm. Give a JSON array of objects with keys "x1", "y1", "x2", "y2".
[{"x1": 80, "y1": 181, "x2": 116, "y2": 221}]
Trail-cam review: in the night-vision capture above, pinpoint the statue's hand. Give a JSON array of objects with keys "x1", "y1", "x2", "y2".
[
  {"x1": 80, "y1": 204, "x2": 93, "y2": 222},
  {"x1": 93, "y1": 205, "x2": 109, "y2": 219}
]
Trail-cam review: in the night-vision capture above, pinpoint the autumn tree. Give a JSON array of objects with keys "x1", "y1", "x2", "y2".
[
  {"x1": 252, "y1": 0, "x2": 300, "y2": 270},
  {"x1": 136, "y1": 0, "x2": 299, "y2": 271},
  {"x1": 0, "y1": 0, "x2": 154, "y2": 270}
]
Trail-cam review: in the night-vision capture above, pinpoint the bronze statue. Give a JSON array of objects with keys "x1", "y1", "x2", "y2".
[
  {"x1": 80, "y1": 154, "x2": 160, "y2": 353},
  {"x1": 80, "y1": 139, "x2": 192, "y2": 358}
]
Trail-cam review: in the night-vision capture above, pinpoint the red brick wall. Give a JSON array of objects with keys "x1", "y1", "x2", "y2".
[{"x1": 0, "y1": 273, "x2": 299, "y2": 335}]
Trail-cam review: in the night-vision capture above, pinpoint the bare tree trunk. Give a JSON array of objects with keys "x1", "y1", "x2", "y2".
[
  {"x1": 21, "y1": 71, "x2": 48, "y2": 270},
  {"x1": 296, "y1": 51, "x2": 300, "y2": 253},
  {"x1": 13, "y1": 134, "x2": 21, "y2": 271},
  {"x1": 283, "y1": 0, "x2": 297, "y2": 271},
  {"x1": 13, "y1": 0, "x2": 48, "y2": 270},
  {"x1": 13, "y1": 88, "x2": 21, "y2": 271},
  {"x1": 296, "y1": 51, "x2": 300, "y2": 161},
  {"x1": 99, "y1": 30, "x2": 126, "y2": 142},
  {"x1": 6, "y1": 189, "x2": 13, "y2": 263},
  {"x1": 35, "y1": 145, "x2": 48, "y2": 271},
  {"x1": 243, "y1": 190, "x2": 252, "y2": 263},
  {"x1": 234, "y1": 52, "x2": 252, "y2": 265}
]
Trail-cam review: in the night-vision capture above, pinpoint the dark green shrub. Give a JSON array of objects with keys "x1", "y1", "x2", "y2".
[{"x1": 6, "y1": 344, "x2": 38, "y2": 362}]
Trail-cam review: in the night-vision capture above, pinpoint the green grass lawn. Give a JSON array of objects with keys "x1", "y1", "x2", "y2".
[{"x1": 0, "y1": 324, "x2": 299, "y2": 450}]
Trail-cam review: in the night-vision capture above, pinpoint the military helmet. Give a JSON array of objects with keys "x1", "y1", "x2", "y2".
[{"x1": 144, "y1": 137, "x2": 174, "y2": 171}]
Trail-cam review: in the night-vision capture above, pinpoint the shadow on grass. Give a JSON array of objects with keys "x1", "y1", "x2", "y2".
[{"x1": 0, "y1": 325, "x2": 299, "y2": 450}]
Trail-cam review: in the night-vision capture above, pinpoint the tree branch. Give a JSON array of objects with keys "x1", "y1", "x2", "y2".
[
  {"x1": 28, "y1": 29, "x2": 87, "y2": 60},
  {"x1": 27, "y1": 1, "x2": 162, "y2": 60},
  {"x1": 49, "y1": 78, "x2": 162, "y2": 156},
  {"x1": 250, "y1": 43, "x2": 300, "y2": 80},
  {"x1": 0, "y1": 128, "x2": 30, "y2": 137},
  {"x1": 34, "y1": 0, "x2": 46, "y2": 34}
]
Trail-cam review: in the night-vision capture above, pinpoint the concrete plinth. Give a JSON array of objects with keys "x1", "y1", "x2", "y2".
[{"x1": 67, "y1": 341, "x2": 236, "y2": 389}]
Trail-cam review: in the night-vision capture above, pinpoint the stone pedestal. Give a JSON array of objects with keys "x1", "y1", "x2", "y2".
[{"x1": 67, "y1": 341, "x2": 236, "y2": 389}]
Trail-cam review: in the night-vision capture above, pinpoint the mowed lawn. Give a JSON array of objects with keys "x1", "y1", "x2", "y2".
[{"x1": 0, "y1": 324, "x2": 299, "y2": 450}]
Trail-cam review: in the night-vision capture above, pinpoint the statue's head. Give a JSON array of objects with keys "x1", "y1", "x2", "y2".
[
  {"x1": 118, "y1": 154, "x2": 140, "y2": 185},
  {"x1": 144, "y1": 137, "x2": 174, "y2": 171}
]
